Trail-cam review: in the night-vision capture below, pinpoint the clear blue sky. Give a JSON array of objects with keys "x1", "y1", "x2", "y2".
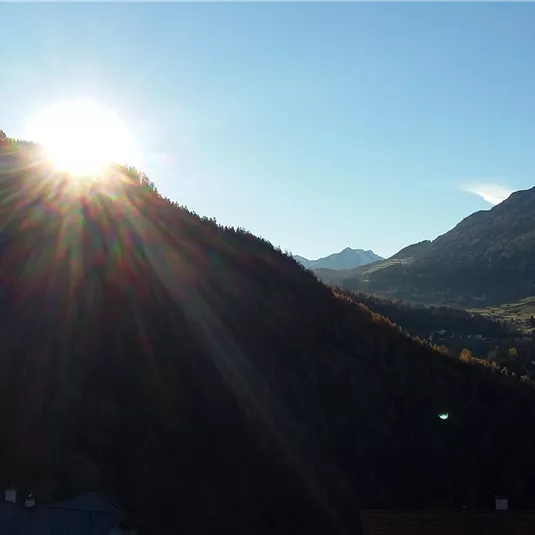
[{"x1": 1, "y1": 3, "x2": 535, "y2": 259}]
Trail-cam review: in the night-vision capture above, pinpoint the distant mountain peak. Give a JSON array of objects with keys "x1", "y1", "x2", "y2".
[
  {"x1": 294, "y1": 247, "x2": 383, "y2": 271},
  {"x1": 319, "y1": 185, "x2": 535, "y2": 306}
]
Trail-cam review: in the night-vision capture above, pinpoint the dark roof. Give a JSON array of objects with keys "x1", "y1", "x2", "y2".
[
  {"x1": 361, "y1": 509, "x2": 535, "y2": 535},
  {"x1": 48, "y1": 492, "x2": 127, "y2": 515},
  {"x1": 0, "y1": 493, "x2": 127, "y2": 535}
]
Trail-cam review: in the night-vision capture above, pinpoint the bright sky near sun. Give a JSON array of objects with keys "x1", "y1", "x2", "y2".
[{"x1": 1, "y1": 3, "x2": 535, "y2": 259}]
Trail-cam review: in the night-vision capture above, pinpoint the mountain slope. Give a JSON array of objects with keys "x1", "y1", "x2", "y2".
[
  {"x1": 294, "y1": 247, "x2": 383, "y2": 270},
  {"x1": 327, "y1": 188, "x2": 535, "y2": 306},
  {"x1": 3, "y1": 138, "x2": 535, "y2": 533},
  {"x1": 337, "y1": 288, "x2": 513, "y2": 341}
]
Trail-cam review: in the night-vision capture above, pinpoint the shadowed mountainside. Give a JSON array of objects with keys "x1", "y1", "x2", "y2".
[
  {"x1": 317, "y1": 189, "x2": 535, "y2": 307},
  {"x1": 2, "y1": 135, "x2": 535, "y2": 533}
]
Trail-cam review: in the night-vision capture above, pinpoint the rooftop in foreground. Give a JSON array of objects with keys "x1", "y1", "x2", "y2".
[{"x1": 362, "y1": 508, "x2": 535, "y2": 535}]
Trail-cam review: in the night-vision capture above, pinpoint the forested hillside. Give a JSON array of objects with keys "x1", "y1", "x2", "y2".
[
  {"x1": 336, "y1": 288, "x2": 514, "y2": 344},
  {"x1": 3, "y1": 136, "x2": 535, "y2": 534}
]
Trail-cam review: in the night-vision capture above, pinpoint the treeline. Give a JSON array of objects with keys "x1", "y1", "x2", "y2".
[{"x1": 334, "y1": 288, "x2": 514, "y2": 340}]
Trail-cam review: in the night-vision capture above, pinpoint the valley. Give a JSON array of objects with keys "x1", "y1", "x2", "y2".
[{"x1": 339, "y1": 288, "x2": 535, "y2": 380}]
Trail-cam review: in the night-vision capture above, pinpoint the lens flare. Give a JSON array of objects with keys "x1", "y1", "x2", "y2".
[{"x1": 26, "y1": 101, "x2": 136, "y2": 177}]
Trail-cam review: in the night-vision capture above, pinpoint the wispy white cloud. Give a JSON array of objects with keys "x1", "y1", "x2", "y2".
[{"x1": 460, "y1": 183, "x2": 513, "y2": 205}]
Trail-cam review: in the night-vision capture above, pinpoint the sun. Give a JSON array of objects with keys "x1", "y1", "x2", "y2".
[{"x1": 27, "y1": 101, "x2": 136, "y2": 177}]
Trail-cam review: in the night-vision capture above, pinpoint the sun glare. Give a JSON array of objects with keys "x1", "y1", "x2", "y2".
[{"x1": 27, "y1": 101, "x2": 136, "y2": 177}]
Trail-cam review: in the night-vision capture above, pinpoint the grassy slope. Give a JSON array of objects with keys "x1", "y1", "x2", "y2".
[{"x1": 471, "y1": 297, "x2": 535, "y2": 332}]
